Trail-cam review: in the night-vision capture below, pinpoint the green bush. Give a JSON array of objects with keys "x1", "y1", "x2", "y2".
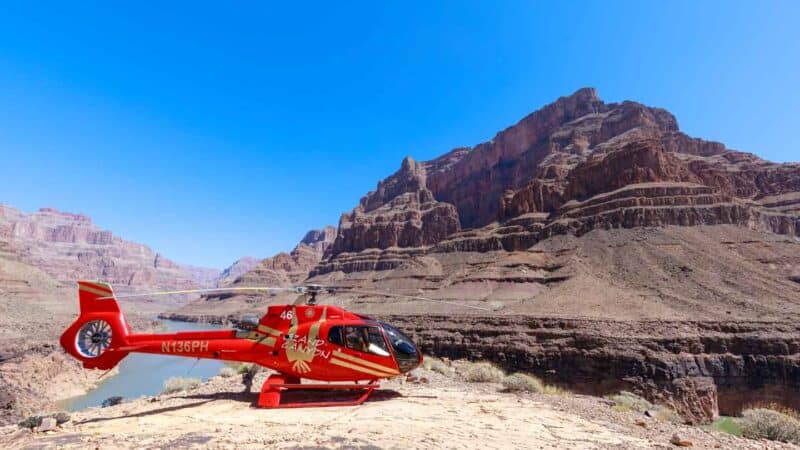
[
  {"x1": 501, "y1": 373, "x2": 544, "y2": 393},
  {"x1": 162, "y1": 377, "x2": 202, "y2": 394},
  {"x1": 705, "y1": 417, "x2": 743, "y2": 437},
  {"x1": 739, "y1": 407, "x2": 800, "y2": 444},
  {"x1": 460, "y1": 362, "x2": 504, "y2": 383},
  {"x1": 18, "y1": 415, "x2": 43, "y2": 429},
  {"x1": 52, "y1": 412, "x2": 71, "y2": 425},
  {"x1": 236, "y1": 363, "x2": 255, "y2": 374},
  {"x1": 101, "y1": 396, "x2": 123, "y2": 408}
]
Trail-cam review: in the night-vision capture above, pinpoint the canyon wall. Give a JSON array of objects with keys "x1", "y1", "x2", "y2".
[
  {"x1": 315, "y1": 88, "x2": 799, "y2": 276},
  {"x1": 0, "y1": 205, "x2": 218, "y2": 291}
]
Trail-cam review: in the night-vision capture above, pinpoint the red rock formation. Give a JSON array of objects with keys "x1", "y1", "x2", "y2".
[
  {"x1": 385, "y1": 315, "x2": 800, "y2": 424},
  {"x1": 329, "y1": 157, "x2": 460, "y2": 256},
  {"x1": 319, "y1": 88, "x2": 800, "y2": 275},
  {"x1": 304, "y1": 89, "x2": 800, "y2": 424},
  {"x1": 227, "y1": 226, "x2": 336, "y2": 288},
  {"x1": 0, "y1": 204, "x2": 216, "y2": 291},
  {"x1": 216, "y1": 257, "x2": 262, "y2": 287}
]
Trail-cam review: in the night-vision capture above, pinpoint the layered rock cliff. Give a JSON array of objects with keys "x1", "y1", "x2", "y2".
[
  {"x1": 386, "y1": 315, "x2": 800, "y2": 424},
  {"x1": 0, "y1": 205, "x2": 216, "y2": 291},
  {"x1": 216, "y1": 257, "x2": 262, "y2": 287},
  {"x1": 299, "y1": 89, "x2": 800, "y2": 424},
  {"x1": 314, "y1": 88, "x2": 799, "y2": 276}
]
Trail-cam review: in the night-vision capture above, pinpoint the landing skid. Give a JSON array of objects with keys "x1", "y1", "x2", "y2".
[{"x1": 257, "y1": 374, "x2": 379, "y2": 408}]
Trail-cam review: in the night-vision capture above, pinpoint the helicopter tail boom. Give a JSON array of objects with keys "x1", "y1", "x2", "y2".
[{"x1": 59, "y1": 281, "x2": 132, "y2": 370}]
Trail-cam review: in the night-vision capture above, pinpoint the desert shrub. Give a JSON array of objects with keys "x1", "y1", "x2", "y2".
[
  {"x1": 52, "y1": 412, "x2": 71, "y2": 425},
  {"x1": 605, "y1": 391, "x2": 681, "y2": 423},
  {"x1": 218, "y1": 366, "x2": 237, "y2": 378},
  {"x1": 460, "y1": 362, "x2": 505, "y2": 383},
  {"x1": 422, "y1": 356, "x2": 453, "y2": 376},
  {"x1": 739, "y1": 407, "x2": 800, "y2": 444},
  {"x1": 101, "y1": 396, "x2": 123, "y2": 408},
  {"x1": 501, "y1": 373, "x2": 544, "y2": 393},
  {"x1": 162, "y1": 377, "x2": 202, "y2": 394},
  {"x1": 488, "y1": 301, "x2": 505, "y2": 311},
  {"x1": 18, "y1": 415, "x2": 43, "y2": 429},
  {"x1": 236, "y1": 363, "x2": 255, "y2": 374},
  {"x1": 651, "y1": 406, "x2": 683, "y2": 424},
  {"x1": 542, "y1": 385, "x2": 572, "y2": 396},
  {"x1": 606, "y1": 391, "x2": 653, "y2": 413}
]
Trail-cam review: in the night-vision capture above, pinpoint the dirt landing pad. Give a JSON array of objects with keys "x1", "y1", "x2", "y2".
[{"x1": 1, "y1": 374, "x2": 791, "y2": 449}]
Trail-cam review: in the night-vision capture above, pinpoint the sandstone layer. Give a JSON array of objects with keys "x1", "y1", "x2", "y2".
[
  {"x1": 314, "y1": 88, "x2": 799, "y2": 276},
  {"x1": 387, "y1": 315, "x2": 800, "y2": 424},
  {"x1": 0, "y1": 205, "x2": 219, "y2": 293},
  {"x1": 302, "y1": 89, "x2": 800, "y2": 424}
]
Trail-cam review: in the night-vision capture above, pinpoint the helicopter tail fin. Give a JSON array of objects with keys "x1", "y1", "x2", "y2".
[{"x1": 59, "y1": 281, "x2": 131, "y2": 370}]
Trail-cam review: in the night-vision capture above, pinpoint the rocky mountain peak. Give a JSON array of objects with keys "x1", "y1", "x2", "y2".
[
  {"x1": 360, "y1": 155, "x2": 431, "y2": 213},
  {"x1": 315, "y1": 89, "x2": 800, "y2": 272},
  {"x1": 300, "y1": 225, "x2": 336, "y2": 247}
]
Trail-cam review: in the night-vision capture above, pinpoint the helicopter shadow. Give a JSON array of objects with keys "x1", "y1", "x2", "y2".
[
  {"x1": 184, "y1": 387, "x2": 404, "y2": 407},
  {"x1": 75, "y1": 388, "x2": 405, "y2": 425},
  {"x1": 74, "y1": 399, "x2": 216, "y2": 425}
]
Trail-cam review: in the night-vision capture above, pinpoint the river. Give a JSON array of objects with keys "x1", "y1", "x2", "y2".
[{"x1": 59, "y1": 320, "x2": 228, "y2": 411}]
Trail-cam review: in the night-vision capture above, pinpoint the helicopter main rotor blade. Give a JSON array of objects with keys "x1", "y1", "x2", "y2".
[
  {"x1": 330, "y1": 287, "x2": 495, "y2": 312},
  {"x1": 99, "y1": 286, "x2": 302, "y2": 300}
]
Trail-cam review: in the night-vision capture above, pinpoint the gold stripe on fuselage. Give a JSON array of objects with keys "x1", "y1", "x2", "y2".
[
  {"x1": 79, "y1": 285, "x2": 114, "y2": 297},
  {"x1": 257, "y1": 324, "x2": 281, "y2": 336},
  {"x1": 330, "y1": 358, "x2": 397, "y2": 378},
  {"x1": 332, "y1": 351, "x2": 399, "y2": 375},
  {"x1": 238, "y1": 330, "x2": 277, "y2": 347},
  {"x1": 256, "y1": 336, "x2": 277, "y2": 347}
]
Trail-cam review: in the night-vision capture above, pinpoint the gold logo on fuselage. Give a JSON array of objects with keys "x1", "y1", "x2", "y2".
[{"x1": 285, "y1": 307, "x2": 327, "y2": 374}]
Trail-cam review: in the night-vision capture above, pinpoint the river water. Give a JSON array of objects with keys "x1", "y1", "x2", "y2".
[{"x1": 59, "y1": 320, "x2": 227, "y2": 411}]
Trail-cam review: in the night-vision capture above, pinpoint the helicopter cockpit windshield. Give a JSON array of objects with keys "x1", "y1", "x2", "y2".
[
  {"x1": 379, "y1": 322, "x2": 420, "y2": 373},
  {"x1": 327, "y1": 323, "x2": 420, "y2": 373}
]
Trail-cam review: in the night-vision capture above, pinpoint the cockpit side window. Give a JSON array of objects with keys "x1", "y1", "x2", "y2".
[
  {"x1": 343, "y1": 326, "x2": 390, "y2": 356},
  {"x1": 328, "y1": 326, "x2": 344, "y2": 346}
]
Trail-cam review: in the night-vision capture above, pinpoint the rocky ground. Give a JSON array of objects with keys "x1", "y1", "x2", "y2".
[
  {"x1": 0, "y1": 305, "x2": 155, "y2": 426},
  {"x1": 2, "y1": 365, "x2": 795, "y2": 450}
]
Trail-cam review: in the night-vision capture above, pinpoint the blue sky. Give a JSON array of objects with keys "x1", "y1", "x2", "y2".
[{"x1": 0, "y1": 1, "x2": 797, "y2": 269}]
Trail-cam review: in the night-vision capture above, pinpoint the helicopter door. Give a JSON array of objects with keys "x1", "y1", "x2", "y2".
[{"x1": 328, "y1": 325, "x2": 390, "y2": 357}]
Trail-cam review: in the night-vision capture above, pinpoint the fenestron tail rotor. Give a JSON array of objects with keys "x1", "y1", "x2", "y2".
[{"x1": 76, "y1": 320, "x2": 113, "y2": 358}]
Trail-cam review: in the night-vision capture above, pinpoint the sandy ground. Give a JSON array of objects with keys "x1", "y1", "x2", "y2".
[{"x1": 2, "y1": 368, "x2": 794, "y2": 450}]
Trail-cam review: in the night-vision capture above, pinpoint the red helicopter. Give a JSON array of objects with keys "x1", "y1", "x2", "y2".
[{"x1": 59, "y1": 280, "x2": 440, "y2": 408}]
